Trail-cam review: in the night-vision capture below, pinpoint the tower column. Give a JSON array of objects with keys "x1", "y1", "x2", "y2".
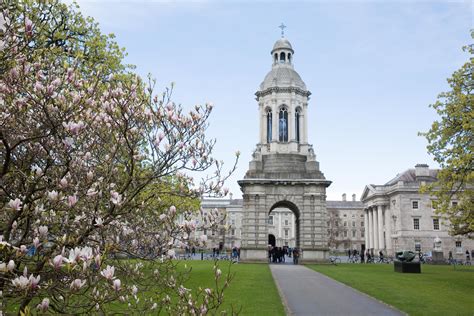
[
  {"x1": 272, "y1": 105, "x2": 278, "y2": 142},
  {"x1": 288, "y1": 107, "x2": 294, "y2": 142},
  {"x1": 259, "y1": 105, "x2": 265, "y2": 143}
]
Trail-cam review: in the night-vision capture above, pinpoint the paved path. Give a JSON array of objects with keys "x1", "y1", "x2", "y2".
[{"x1": 270, "y1": 264, "x2": 403, "y2": 316}]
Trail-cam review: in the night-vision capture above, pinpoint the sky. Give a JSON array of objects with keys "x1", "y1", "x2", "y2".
[{"x1": 71, "y1": 0, "x2": 472, "y2": 201}]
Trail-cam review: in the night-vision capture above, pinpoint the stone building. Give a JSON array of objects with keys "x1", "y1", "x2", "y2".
[
  {"x1": 361, "y1": 164, "x2": 474, "y2": 258},
  {"x1": 327, "y1": 194, "x2": 365, "y2": 253}
]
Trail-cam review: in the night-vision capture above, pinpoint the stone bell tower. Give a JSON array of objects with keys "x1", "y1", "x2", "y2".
[{"x1": 238, "y1": 32, "x2": 331, "y2": 262}]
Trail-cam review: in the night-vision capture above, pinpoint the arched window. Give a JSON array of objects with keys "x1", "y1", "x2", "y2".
[
  {"x1": 279, "y1": 108, "x2": 288, "y2": 142},
  {"x1": 295, "y1": 108, "x2": 301, "y2": 142},
  {"x1": 274, "y1": 53, "x2": 278, "y2": 63},
  {"x1": 280, "y1": 52, "x2": 285, "y2": 63},
  {"x1": 266, "y1": 109, "x2": 272, "y2": 143}
]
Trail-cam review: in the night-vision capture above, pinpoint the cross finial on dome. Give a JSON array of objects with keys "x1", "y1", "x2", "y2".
[{"x1": 278, "y1": 23, "x2": 286, "y2": 38}]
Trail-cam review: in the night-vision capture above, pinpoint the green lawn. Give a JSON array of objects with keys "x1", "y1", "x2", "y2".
[
  {"x1": 183, "y1": 261, "x2": 285, "y2": 315},
  {"x1": 307, "y1": 263, "x2": 474, "y2": 316}
]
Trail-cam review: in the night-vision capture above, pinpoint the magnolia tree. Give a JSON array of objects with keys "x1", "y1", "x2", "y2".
[{"x1": 0, "y1": 1, "x2": 238, "y2": 314}]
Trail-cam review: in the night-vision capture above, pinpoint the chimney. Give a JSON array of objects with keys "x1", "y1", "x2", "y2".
[
  {"x1": 352, "y1": 194, "x2": 356, "y2": 202},
  {"x1": 415, "y1": 164, "x2": 430, "y2": 178},
  {"x1": 342, "y1": 193, "x2": 346, "y2": 202}
]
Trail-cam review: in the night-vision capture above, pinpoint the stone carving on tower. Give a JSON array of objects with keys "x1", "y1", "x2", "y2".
[{"x1": 238, "y1": 31, "x2": 331, "y2": 262}]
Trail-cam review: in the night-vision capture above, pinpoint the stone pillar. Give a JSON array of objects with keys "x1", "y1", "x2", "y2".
[
  {"x1": 373, "y1": 207, "x2": 379, "y2": 250},
  {"x1": 364, "y1": 209, "x2": 369, "y2": 249},
  {"x1": 260, "y1": 106, "x2": 265, "y2": 143},
  {"x1": 288, "y1": 107, "x2": 294, "y2": 142},
  {"x1": 303, "y1": 103, "x2": 308, "y2": 143},
  {"x1": 377, "y1": 205, "x2": 384, "y2": 250},
  {"x1": 385, "y1": 205, "x2": 392, "y2": 255},
  {"x1": 368, "y1": 208, "x2": 374, "y2": 250},
  {"x1": 272, "y1": 106, "x2": 278, "y2": 142}
]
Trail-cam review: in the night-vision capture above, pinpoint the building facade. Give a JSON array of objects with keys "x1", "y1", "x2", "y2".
[{"x1": 361, "y1": 164, "x2": 474, "y2": 258}]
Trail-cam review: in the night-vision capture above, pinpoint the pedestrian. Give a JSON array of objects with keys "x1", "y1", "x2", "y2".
[
  {"x1": 191, "y1": 246, "x2": 196, "y2": 256},
  {"x1": 360, "y1": 250, "x2": 365, "y2": 263},
  {"x1": 466, "y1": 250, "x2": 470, "y2": 263},
  {"x1": 293, "y1": 248, "x2": 299, "y2": 264},
  {"x1": 347, "y1": 249, "x2": 351, "y2": 259}
]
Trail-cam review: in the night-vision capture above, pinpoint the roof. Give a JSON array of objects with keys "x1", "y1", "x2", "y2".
[
  {"x1": 384, "y1": 168, "x2": 438, "y2": 186},
  {"x1": 272, "y1": 37, "x2": 293, "y2": 53},
  {"x1": 260, "y1": 66, "x2": 307, "y2": 91},
  {"x1": 327, "y1": 201, "x2": 364, "y2": 209}
]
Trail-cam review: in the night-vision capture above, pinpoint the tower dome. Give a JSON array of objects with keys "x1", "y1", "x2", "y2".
[{"x1": 259, "y1": 37, "x2": 308, "y2": 92}]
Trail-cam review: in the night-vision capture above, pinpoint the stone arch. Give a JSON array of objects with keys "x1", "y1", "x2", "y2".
[{"x1": 269, "y1": 199, "x2": 301, "y2": 248}]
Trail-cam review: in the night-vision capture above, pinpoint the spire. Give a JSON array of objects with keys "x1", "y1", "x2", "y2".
[{"x1": 278, "y1": 23, "x2": 286, "y2": 38}]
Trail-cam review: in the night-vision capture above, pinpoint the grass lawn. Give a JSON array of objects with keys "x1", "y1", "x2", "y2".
[
  {"x1": 307, "y1": 263, "x2": 474, "y2": 315},
  {"x1": 182, "y1": 261, "x2": 285, "y2": 315}
]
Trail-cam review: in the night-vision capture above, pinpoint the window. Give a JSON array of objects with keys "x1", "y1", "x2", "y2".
[
  {"x1": 278, "y1": 108, "x2": 288, "y2": 142},
  {"x1": 361, "y1": 221, "x2": 364, "y2": 227},
  {"x1": 231, "y1": 229, "x2": 235, "y2": 236},
  {"x1": 412, "y1": 201, "x2": 419, "y2": 209},
  {"x1": 285, "y1": 220, "x2": 289, "y2": 226},
  {"x1": 415, "y1": 241, "x2": 421, "y2": 252},
  {"x1": 335, "y1": 232, "x2": 339, "y2": 237},
  {"x1": 203, "y1": 229, "x2": 207, "y2": 235},
  {"x1": 343, "y1": 221, "x2": 347, "y2": 227},
  {"x1": 288, "y1": 53, "x2": 292, "y2": 63},
  {"x1": 274, "y1": 53, "x2": 278, "y2": 63},
  {"x1": 361, "y1": 230, "x2": 365, "y2": 238},
  {"x1": 266, "y1": 109, "x2": 272, "y2": 143},
  {"x1": 279, "y1": 52, "x2": 285, "y2": 63},
  {"x1": 456, "y1": 241, "x2": 462, "y2": 253},
  {"x1": 452, "y1": 201, "x2": 458, "y2": 207},
  {"x1": 268, "y1": 216, "x2": 273, "y2": 225},
  {"x1": 413, "y1": 218, "x2": 420, "y2": 230},
  {"x1": 352, "y1": 231, "x2": 356, "y2": 238},
  {"x1": 352, "y1": 221, "x2": 355, "y2": 227},
  {"x1": 284, "y1": 229, "x2": 289, "y2": 238},
  {"x1": 360, "y1": 214, "x2": 364, "y2": 218},
  {"x1": 343, "y1": 214, "x2": 347, "y2": 217},
  {"x1": 231, "y1": 219, "x2": 235, "y2": 225},
  {"x1": 295, "y1": 108, "x2": 301, "y2": 142},
  {"x1": 212, "y1": 230, "x2": 215, "y2": 236},
  {"x1": 335, "y1": 221, "x2": 339, "y2": 227},
  {"x1": 433, "y1": 218, "x2": 440, "y2": 230},
  {"x1": 343, "y1": 231, "x2": 348, "y2": 237}
]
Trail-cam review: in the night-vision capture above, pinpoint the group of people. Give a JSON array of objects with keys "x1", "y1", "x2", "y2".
[{"x1": 268, "y1": 246, "x2": 300, "y2": 264}]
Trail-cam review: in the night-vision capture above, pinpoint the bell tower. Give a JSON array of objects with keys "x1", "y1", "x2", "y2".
[{"x1": 239, "y1": 31, "x2": 331, "y2": 262}]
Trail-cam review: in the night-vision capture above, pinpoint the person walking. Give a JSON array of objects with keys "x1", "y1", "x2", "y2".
[
  {"x1": 360, "y1": 249, "x2": 365, "y2": 263},
  {"x1": 293, "y1": 248, "x2": 300, "y2": 264}
]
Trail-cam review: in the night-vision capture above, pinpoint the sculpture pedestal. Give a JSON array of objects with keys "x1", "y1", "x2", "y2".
[
  {"x1": 432, "y1": 251, "x2": 444, "y2": 264},
  {"x1": 394, "y1": 261, "x2": 421, "y2": 273}
]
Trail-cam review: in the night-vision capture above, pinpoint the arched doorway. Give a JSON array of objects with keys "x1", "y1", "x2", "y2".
[
  {"x1": 268, "y1": 234, "x2": 276, "y2": 247},
  {"x1": 268, "y1": 201, "x2": 300, "y2": 249}
]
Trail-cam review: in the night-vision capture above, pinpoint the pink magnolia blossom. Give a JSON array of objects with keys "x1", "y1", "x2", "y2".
[
  {"x1": 20, "y1": 245, "x2": 27, "y2": 253},
  {"x1": 70, "y1": 279, "x2": 86, "y2": 291},
  {"x1": 38, "y1": 225, "x2": 48, "y2": 237},
  {"x1": 169, "y1": 205, "x2": 176, "y2": 215},
  {"x1": 59, "y1": 178, "x2": 68, "y2": 188},
  {"x1": 204, "y1": 288, "x2": 212, "y2": 296},
  {"x1": 215, "y1": 269, "x2": 222, "y2": 279},
  {"x1": 113, "y1": 279, "x2": 121, "y2": 292},
  {"x1": 95, "y1": 218, "x2": 104, "y2": 227},
  {"x1": 100, "y1": 265, "x2": 115, "y2": 280},
  {"x1": 199, "y1": 235, "x2": 207, "y2": 242},
  {"x1": 110, "y1": 190, "x2": 122, "y2": 205},
  {"x1": 33, "y1": 237, "x2": 40, "y2": 248},
  {"x1": 8, "y1": 198, "x2": 22, "y2": 211},
  {"x1": 48, "y1": 190, "x2": 59, "y2": 201},
  {"x1": 131, "y1": 285, "x2": 138, "y2": 296},
  {"x1": 51, "y1": 255, "x2": 64, "y2": 269},
  {"x1": 24, "y1": 17, "x2": 33, "y2": 35},
  {"x1": 37, "y1": 298, "x2": 50, "y2": 312},
  {"x1": 167, "y1": 249, "x2": 175, "y2": 258},
  {"x1": 7, "y1": 260, "x2": 15, "y2": 272},
  {"x1": 67, "y1": 195, "x2": 78, "y2": 207}
]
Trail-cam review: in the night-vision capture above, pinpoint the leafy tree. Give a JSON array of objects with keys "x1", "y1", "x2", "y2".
[
  {"x1": 422, "y1": 31, "x2": 473, "y2": 236},
  {"x1": 0, "y1": 1, "x2": 237, "y2": 314}
]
